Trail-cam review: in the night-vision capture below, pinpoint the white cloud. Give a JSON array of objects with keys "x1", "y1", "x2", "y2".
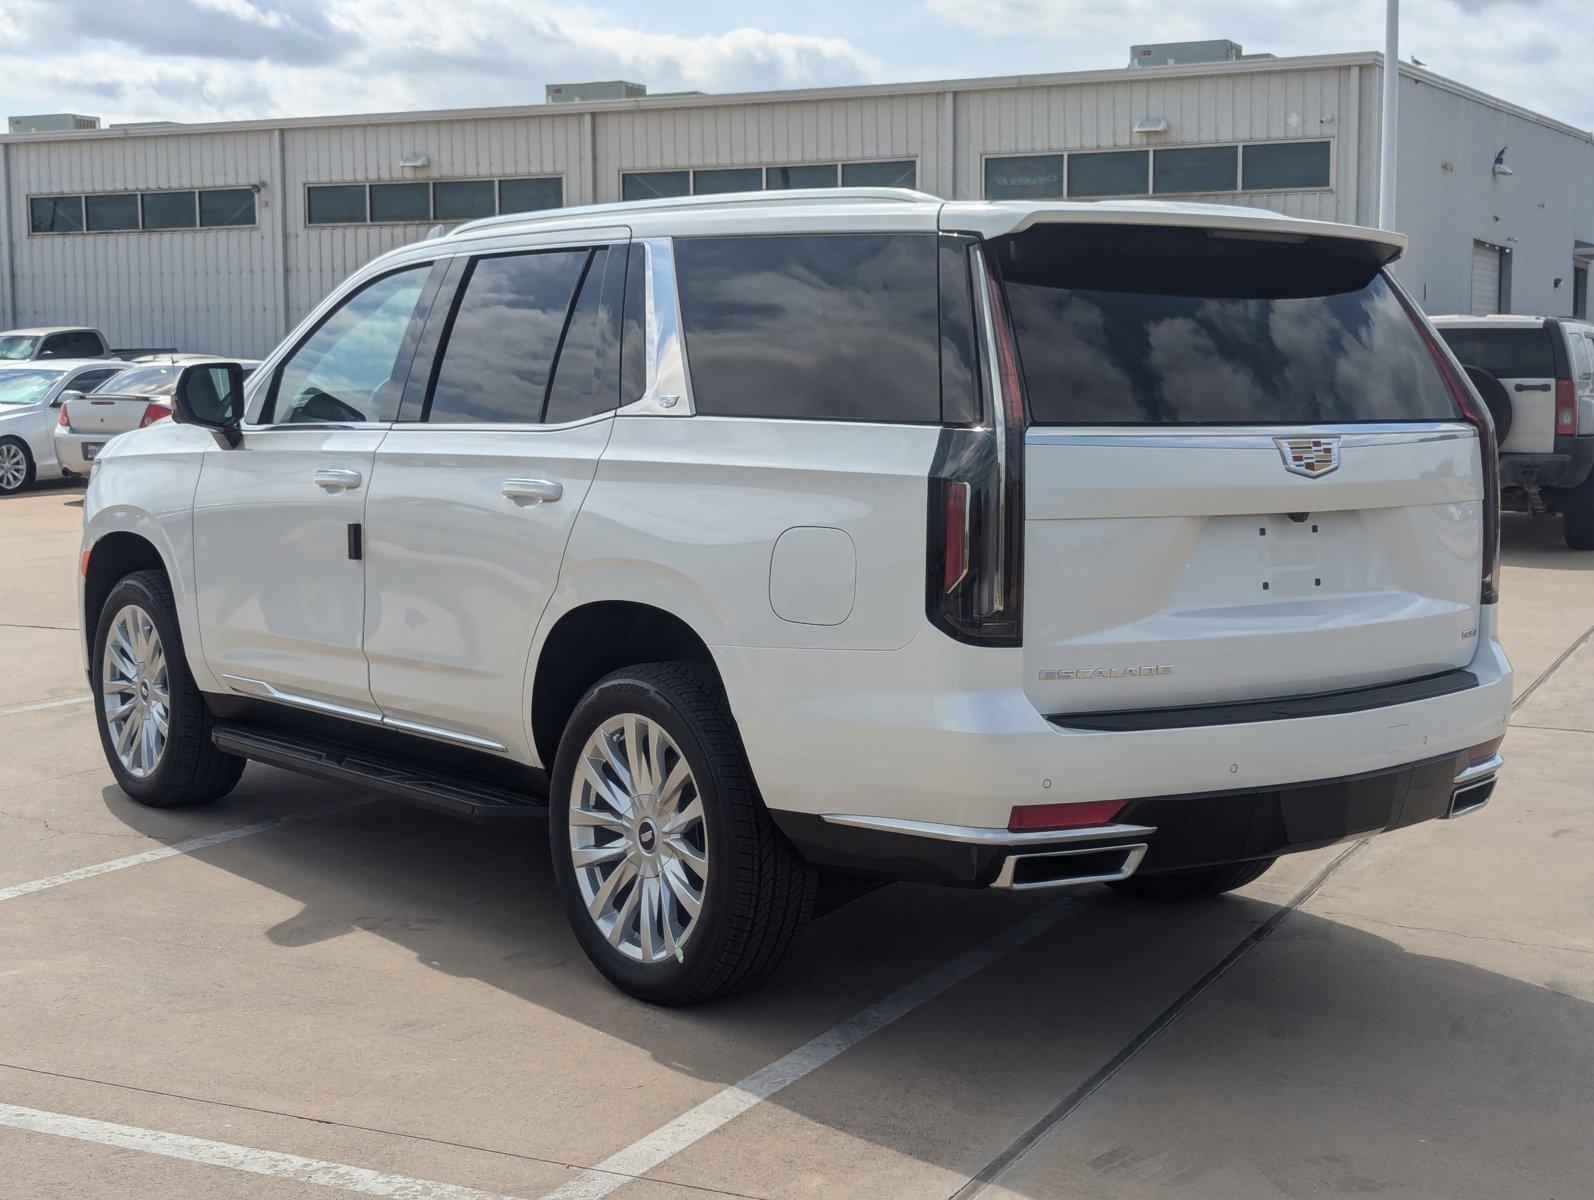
[
  {"x1": 0, "y1": 0, "x2": 876, "y2": 123},
  {"x1": 921, "y1": 0, "x2": 1594, "y2": 128}
]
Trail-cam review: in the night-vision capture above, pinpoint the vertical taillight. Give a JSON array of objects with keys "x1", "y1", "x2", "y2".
[
  {"x1": 1555, "y1": 378, "x2": 1578, "y2": 436},
  {"x1": 926, "y1": 243, "x2": 1025, "y2": 646},
  {"x1": 57, "y1": 405, "x2": 70, "y2": 429},
  {"x1": 1392, "y1": 283, "x2": 1500, "y2": 604}
]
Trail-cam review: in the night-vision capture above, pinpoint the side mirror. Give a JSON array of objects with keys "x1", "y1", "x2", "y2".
[
  {"x1": 172, "y1": 362, "x2": 245, "y2": 448},
  {"x1": 54, "y1": 389, "x2": 85, "y2": 408}
]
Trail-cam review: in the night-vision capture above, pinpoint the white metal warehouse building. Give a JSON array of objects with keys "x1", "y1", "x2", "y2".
[{"x1": 1, "y1": 48, "x2": 1591, "y2": 358}]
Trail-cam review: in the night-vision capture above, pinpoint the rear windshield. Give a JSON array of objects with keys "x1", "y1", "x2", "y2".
[
  {"x1": 994, "y1": 225, "x2": 1460, "y2": 425},
  {"x1": 91, "y1": 365, "x2": 178, "y2": 396},
  {"x1": 1436, "y1": 327, "x2": 1557, "y2": 379}
]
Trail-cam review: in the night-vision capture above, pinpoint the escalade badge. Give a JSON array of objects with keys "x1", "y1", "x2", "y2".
[{"x1": 1275, "y1": 436, "x2": 1340, "y2": 478}]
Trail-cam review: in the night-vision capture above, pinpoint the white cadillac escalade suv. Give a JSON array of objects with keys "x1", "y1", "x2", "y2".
[{"x1": 79, "y1": 189, "x2": 1512, "y2": 1004}]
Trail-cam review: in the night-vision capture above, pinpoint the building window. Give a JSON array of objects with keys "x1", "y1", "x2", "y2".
[
  {"x1": 622, "y1": 171, "x2": 691, "y2": 201},
  {"x1": 1241, "y1": 141, "x2": 1331, "y2": 190},
  {"x1": 498, "y1": 177, "x2": 563, "y2": 213},
  {"x1": 432, "y1": 179, "x2": 495, "y2": 221},
  {"x1": 369, "y1": 182, "x2": 430, "y2": 223},
  {"x1": 141, "y1": 190, "x2": 198, "y2": 230},
  {"x1": 85, "y1": 193, "x2": 139, "y2": 232},
  {"x1": 984, "y1": 154, "x2": 1065, "y2": 199},
  {"x1": 622, "y1": 160, "x2": 916, "y2": 200},
  {"x1": 1067, "y1": 150, "x2": 1150, "y2": 198},
  {"x1": 28, "y1": 195, "x2": 84, "y2": 233},
  {"x1": 842, "y1": 160, "x2": 917, "y2": 188},
  {"x1": 1153, "y1": 145, "x2": 1238, "y2": 194},
  {"x1": 307, "y1": 184, "x2": 368, "y2": 224},
  {"x1": 766, "y1": 163, "x2": 838, "y2": 189},
  {"x1": 29, "y1": 186, "x2": 260, "y2": 234}
]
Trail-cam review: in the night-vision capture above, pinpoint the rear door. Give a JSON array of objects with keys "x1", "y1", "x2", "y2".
[
  {"x1": 989, "y1": 223, "x2": 1483, "y2": 717},
  {"x1": 1435, "y1": 324, "x2": 1559, "y2": 453},
  {"x1": 360, "y1": 230, "x2": 630, "y2": 755}
]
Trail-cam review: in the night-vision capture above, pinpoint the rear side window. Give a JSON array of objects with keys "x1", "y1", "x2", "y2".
[
  {"x1": 427, "y1": 247, "x2": 614, "y2": 425},
  {"x1": 1436, "y1": 327, "x2": 1557, "y2": 379},
  {"x1": 996, "y1": 225, "x2": 1460, "y2": 425},
  {"x1": 675, "y1": 233, "x2": 939, "y2": 422}
]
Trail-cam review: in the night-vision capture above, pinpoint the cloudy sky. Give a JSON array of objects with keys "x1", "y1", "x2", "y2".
[{"x1": 0, "y1": 0, "x2": 1588, "y2": 130}]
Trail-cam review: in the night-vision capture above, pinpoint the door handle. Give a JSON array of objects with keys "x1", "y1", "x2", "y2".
[
  {"x1": 1513, "y1": 383, "x2": 1552, "y2": 392},
  {"x1": 502, "y1": 478, "x2": 563, "y2": 504},
  {"x1": 314, "y1": 468, "x2": 364, "y2": 492}
]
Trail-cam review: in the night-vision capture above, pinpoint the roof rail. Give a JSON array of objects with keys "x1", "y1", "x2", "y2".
[{"x1": 450, "y1": 186, "x2": 939, "y2": 237}]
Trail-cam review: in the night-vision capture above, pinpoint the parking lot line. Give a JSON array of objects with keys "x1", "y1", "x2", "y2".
[
  {"x1": 0, "y1": 802, "x2": 367, "y2": 903},
  {"x1": 537, "y1": 897, "x2": 1078, "y2": 1200},
  {"x1": 0, "y1": 693, "x2": 92, "y2": 717},
  {"x1": 0, "y1": 1102, "x2": 529, "y2": 1199}
]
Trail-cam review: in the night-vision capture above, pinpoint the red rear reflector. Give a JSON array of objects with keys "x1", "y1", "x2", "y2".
[
  {"x1": 140, "y1": 403, "x2": 172, "y2": 428},
  {"x1": 79, "y1": 550, "x2": 91, "y2": 578},
  {"x1": 1555, "y1": 379, "x2": 1578, "y2": 435},
  {"x1": 57, "y1": 405, "x2": 70, "y2": 428},
  {"x1": 942, "y1": 481, "x2": 970, "y2": 592},
  {"x1": 1008, "y1": 799, "x2": 1127, "y2": 832},
  {"x1": 1468, "y1": 735, "x2": 1505, "y2": 765}
]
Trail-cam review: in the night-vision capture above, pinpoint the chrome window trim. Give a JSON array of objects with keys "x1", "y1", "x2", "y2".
[{"x1": 617, "y1": 236, "x2": 695, "y2": 418}]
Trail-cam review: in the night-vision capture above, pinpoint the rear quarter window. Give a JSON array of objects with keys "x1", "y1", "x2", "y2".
[
  {"x1": 1436, "y1": 327, "x2": 1557, "y2": 379},
  {"x1": 995, "y1": 225, "x2": 1460, "y2": 425},
  {"x1": 675, "y1": 233, "x2": 940, "y2": 423}
]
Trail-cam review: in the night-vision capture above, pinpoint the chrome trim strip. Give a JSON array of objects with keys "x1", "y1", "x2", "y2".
[
  {"x1": 970, "y1": 243, "x2": 1009, "y2": 599},
  {"x1": 220, "y1": 674, "x2": 384, "y2": 724},
  {"x1": 379, "y1": 715, "x2": 508, "y2": 753},
  {"x1": 992, "y1": 843, "x2": 1149, "y2": 891},
  {"x1": 1026, "y1": 424, "x2": 1473, "y2": 450},
  {"x1": 1453, "y1": 754, "x2": 1504, "y2": 785},
  {"x1": 820, "y1": 812, "x2": 1157, "y2": 846},
  {"x1": 617, "y1": 236, "x2": 695, "y2": 418}
]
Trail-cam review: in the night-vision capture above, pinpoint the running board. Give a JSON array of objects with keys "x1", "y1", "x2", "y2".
[{"x1": 211, "y1": 722, "x2": 546, "y2": 824}]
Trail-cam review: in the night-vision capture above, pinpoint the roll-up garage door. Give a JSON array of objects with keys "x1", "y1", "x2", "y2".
[{"x1": 1471, "y1": 241, "x2": 1503, "y2": 315}]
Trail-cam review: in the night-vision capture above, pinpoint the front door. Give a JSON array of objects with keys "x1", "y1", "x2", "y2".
[
  {"x1": 361, "y1": 234, "x2": 631, "y2": 756},
  {"x1": 193, "y1": 261, "x2": 440, "y2": 715}
]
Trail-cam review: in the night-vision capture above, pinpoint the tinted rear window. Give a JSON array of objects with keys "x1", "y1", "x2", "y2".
[
  {"x1": 675, "y1": 233, "x2": 939, "y2": 422},
  {"x1": 996, "y1": 225, "x2": 1459, "y2": 425},
  {"x1": 1436, "y1": 327, "x2": 1557, "y2": 379}
]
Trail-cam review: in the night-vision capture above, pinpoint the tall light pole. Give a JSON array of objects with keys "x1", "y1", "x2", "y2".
[{"x1": 1378, "y1": 0, "x2": 1400, "y2": 230}]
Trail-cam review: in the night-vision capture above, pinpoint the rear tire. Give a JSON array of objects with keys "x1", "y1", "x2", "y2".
[
  {"x1": 1108, "y1": 857, "x2": 1275, "y2": 901},
  {"x1": 549, "y1": 661, "x2": 816, "y2": 1005},
  {"x1": 1561, "y1": 475, "x2": 1594, "y2": 550},
  {"x1": 91, "y1": 569, "x2": 245, "y2": 808},
  {"x1": 0, "y1": 437, "x2": 34, "y2": 495}
]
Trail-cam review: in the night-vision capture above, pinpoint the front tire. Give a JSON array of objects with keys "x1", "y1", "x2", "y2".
[
  {"x1": 91, "y1": 569, "x2": 244, "y2": 807},
  {"x1": 0, "y1": 437, "x2": 34, "y2": 494},
  {"x1": 1108, "y1": 857, "x2": 1276, "y2": 901},
  {"x1": 549, "y1": 662, "x2": 816, "y2": 1005}
]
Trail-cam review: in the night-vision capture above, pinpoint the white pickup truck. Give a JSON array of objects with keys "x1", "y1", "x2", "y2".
[{"x1": 0, "y1": 326, "x2": 175, "y2": 362}]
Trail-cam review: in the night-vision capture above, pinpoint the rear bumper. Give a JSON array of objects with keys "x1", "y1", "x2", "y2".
[
  {"x1": 774, "y1": 750, "x2": 1502, "y2": 888},
  {"x1": 1500, "y1": 437, "x2": 1594, "y2": 489},
  {"x1": 53, "y1": 430, "x2": 107, "y2": 475}
]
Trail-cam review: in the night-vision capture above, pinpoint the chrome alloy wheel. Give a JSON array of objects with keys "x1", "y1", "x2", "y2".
[
  {"x1": 101, "y1": 604, "x2": 170, "y2": 779},
  {"x1": 0, "y1": 442, "x2": 26, "y2": 491},
  {"x1": 568, "y1": 714, "x2": 708, "y2": 964}
]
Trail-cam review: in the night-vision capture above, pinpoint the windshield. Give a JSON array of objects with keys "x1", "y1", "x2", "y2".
[
  {"x1": 0, "y1": 336, "x2": 39, "y2": 361},
  {"x1": 994, "y1": 225, "x2": 1460, "y2": 425},
  {"x1": 91, "y1": 365, "x2": 179, "y2": 396},
  {"x1": 0, "y1": 368, "x2": 64, "y2": 405}
]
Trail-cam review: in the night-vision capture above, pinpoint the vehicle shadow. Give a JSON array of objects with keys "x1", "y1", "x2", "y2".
[
  {"x1": 98, "y1": 779, "x2": 1593, "y2": 1198},
  {"x1": 1501, "y1": 511, "x2": 1594, "y2": 570}
]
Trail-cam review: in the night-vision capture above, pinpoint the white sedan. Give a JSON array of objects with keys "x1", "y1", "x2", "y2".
[{"x1": 0, "y1": 359, "x2": 129, "y2": 494}]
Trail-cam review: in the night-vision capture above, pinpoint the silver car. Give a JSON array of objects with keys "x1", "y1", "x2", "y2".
[{"x1": 0, "y1": 359, "x2": 129, "y2": 494}]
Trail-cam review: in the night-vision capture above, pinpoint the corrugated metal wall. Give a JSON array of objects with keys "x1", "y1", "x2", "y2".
[{"x1": 5, "y1": 57, "x2": 1587, "y2": 353}]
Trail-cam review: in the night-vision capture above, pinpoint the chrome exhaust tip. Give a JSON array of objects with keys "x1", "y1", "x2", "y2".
[
  {"x1": 1444, "y1": 753, "x2": 1503, "y2": 820},
  {"x1": 992, "y1": 843, "x2": 1148, "y2": 891}
]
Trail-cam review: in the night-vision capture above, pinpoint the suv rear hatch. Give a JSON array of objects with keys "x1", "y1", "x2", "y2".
[
  {"x1": 988, "y1": 222, "x2": 1484, "y2": 718},
  {"x1": 1434, "y1": 322, "x2": 1562, "y2": 454}
]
